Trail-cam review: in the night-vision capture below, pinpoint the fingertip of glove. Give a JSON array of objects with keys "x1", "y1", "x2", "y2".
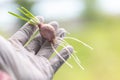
[
  {"x1": 49, "y1": 21, "x2": 59, "y2": 31},
  {"x1": 36, "y1": 16, "x2": 44, "y2": 23},
  {"x1": 64, "y1": 45, "x2": 74, "y2": 53},
  {"x1": 57, "y1": 28, "x2": 67, "y2": 38}
]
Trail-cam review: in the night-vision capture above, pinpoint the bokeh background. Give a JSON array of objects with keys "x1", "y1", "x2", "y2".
[{"x1": 0, "y1": 0, "x2": 120, "y2": 80}]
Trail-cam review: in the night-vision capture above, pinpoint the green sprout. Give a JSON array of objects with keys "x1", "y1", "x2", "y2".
[{"x1": 8, "y1": 7, "x2": 40, "y2": 47}]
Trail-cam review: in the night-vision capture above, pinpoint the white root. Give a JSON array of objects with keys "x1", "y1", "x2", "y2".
[
  {"x1": 58, "y1": 42, "x2": 72, "y2": 59},
  {"x1": 58, "y1": 40, "x2": 84, "y2": 70},
  {"x1": 51, "y1": 43, "x2": 73, "y2": 68},
  {"x1": 73, "y1": 52, "x2": 85, "y2": 70},
  {"x1": 64, "y1": 37, "x2": 93, "y2": 50},
  {"x1": 57, "y1": 38, "x2": 72, "y2": 58}
]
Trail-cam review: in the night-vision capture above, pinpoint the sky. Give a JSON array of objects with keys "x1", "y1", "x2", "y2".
[
  {"x1": 32, "y1": 0, "x2": 84, "y2": 19},
  {"x1": 97, "y1": 0, "x2": 120, "y2": 15},
  {"x1": 0, "y1": 0, "x2": 120, "y2": 31}
]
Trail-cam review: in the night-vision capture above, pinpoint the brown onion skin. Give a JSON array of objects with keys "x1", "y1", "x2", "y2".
[{"x1": 38, "y1": 23, "x2": 56, "y2": 44}]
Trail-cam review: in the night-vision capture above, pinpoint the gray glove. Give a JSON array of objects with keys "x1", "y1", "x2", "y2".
[{"x1": 0, "y1": 16, "x2": 73, "y2": 80}]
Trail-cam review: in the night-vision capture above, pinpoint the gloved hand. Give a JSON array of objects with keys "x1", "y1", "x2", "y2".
[{"x1": 0, "y1": 16, "x2": 73, "y2": 80}]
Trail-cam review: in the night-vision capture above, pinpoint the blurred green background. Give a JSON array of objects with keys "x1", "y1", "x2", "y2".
[{"x1": 0, "y1": 0, "x2": 120, "y2": 80}]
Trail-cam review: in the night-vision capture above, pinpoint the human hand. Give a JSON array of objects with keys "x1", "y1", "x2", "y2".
[{"x1": 0, "y1": 16, "x2": 73, "y2": 80}]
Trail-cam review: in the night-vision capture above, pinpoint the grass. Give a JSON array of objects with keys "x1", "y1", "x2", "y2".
[{"x1": 53, "y1": 18, "x2": 120, "y2": 80}]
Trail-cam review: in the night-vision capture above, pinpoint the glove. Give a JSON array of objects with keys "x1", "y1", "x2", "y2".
[{"x1": 0, "y1": 16, "x2": 73, "y2": 80}]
